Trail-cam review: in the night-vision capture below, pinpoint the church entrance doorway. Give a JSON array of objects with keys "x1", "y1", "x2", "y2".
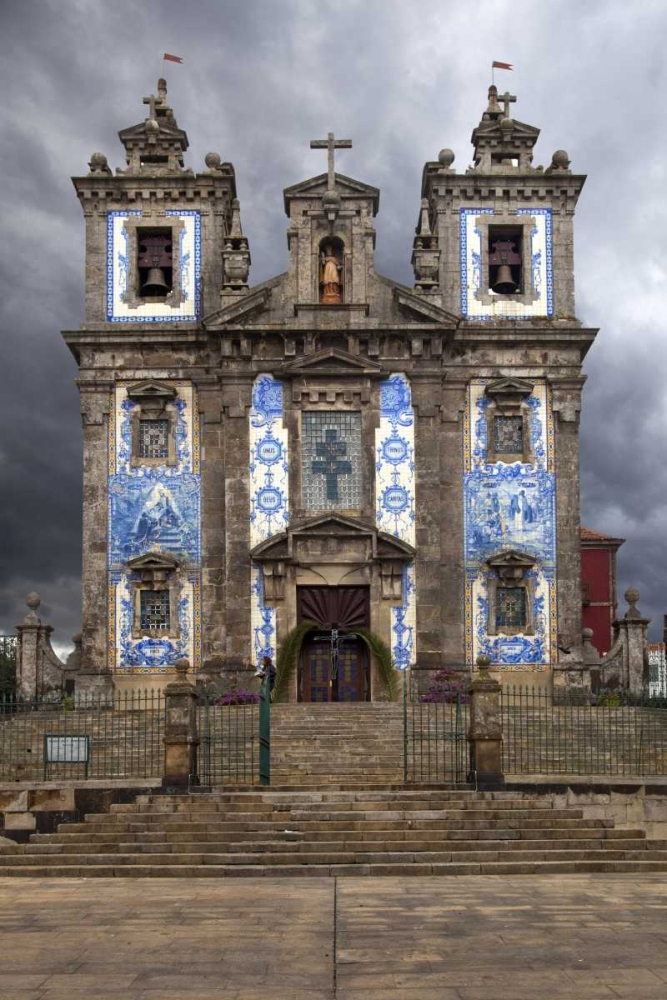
[{"x1": 297, "y1": 586, "x2": 370, "y2": 702}]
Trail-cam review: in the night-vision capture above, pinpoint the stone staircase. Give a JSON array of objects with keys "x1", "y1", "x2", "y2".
[
  {"x1": 2, "y1": 787, "x2": 667, "y2": 877},
  {"x1": 271, "y1": 704, "x2": 406, "y2": 786}
]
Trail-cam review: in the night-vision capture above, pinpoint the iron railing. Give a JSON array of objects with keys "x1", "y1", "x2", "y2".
[
  {"x1": 197, "y1": 699, "x2": 261, "y2": 785},
  {"x1": 0, "y1": 690, "x2": 165, "y2": 781},
  {"x1": 502, "y1": 685, "x2": 667, "y2": 776},
  {"x1": 403, "y1": 673, "x2": 468, "y2": 783}
]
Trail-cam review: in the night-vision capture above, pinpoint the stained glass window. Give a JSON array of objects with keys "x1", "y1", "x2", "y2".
[
  {"x1": 493, "y1": 415, "x2": 523, "y2": 455},
  {"x1": 140, "y1": 590, "x2": 170, "y2": 631},
  {"x1": 302, "y1": 411, "x2": 362, "y2": 510},
  {"x1": 139, "y1": 419, "x2": 169, "y2": 459},
  {"x1": 496, "y1": 587, "x2": 527, "y2": 629}
]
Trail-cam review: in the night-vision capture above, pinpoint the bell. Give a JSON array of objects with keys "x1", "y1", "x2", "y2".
[
  {"x1": 141, "y1": 267, "x2": 169, "y2": 296},
  {"x1": 492, "y1": 264, "x2": 517, "y2": 294}
]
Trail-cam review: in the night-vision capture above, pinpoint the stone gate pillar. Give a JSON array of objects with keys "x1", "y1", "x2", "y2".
[
  {"x1": 163, "y1": 658, "x2": 199, "y2": 790},
  {"x1": 467, "y1": 655, "x2": 504, "y2": 788}
]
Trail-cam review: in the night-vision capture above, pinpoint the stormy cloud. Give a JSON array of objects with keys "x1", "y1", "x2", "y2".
[{"x1": 1, "y1": 0, "x2": 666, "y2": 654}]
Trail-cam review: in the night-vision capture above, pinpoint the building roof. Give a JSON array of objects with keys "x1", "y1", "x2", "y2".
[{"x1": 580, "y1": 525, "x2": 626, "y2": 546}]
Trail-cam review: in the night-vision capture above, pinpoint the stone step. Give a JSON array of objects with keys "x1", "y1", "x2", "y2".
[
  {"x1": 4, "y1": 859, "x2": 667, "y2": 878},
  {"x1": 7, "y1": 847, "x2": 667, "y2": 868},
  {"x1": 98, "y1": 806, "x2": 582, "y2": 823},
  {"x1": 22, "y1": 836, "x2": 655, "y2": 856}
]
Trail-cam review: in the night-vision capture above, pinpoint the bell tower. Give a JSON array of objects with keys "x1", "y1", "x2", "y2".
[
  {"x1": 64, "y1": 79, "x2": 247, "y2": 690},
  {"x1": 414, "y1": 85, "x2": 597, "y2": 695}
]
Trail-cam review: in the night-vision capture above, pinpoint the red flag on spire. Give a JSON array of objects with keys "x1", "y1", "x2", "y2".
[
  {"x1": 163, "y1": 53, "x2": 183, "y2": 64},
  {"x1": 492, "y1": 60, "x2": 513, "y2": 70}
]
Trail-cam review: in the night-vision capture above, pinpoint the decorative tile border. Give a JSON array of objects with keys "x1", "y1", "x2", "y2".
[
  {"x1": 107, "y1": 382, "x2": 201, "y2": 673},
  {"x1": 460, "y1": 207, "x2": 554, "y2": 320},
  {"x1": 106, "y1": 210, "x2": 201, "y2": 323},
  {"x1": 463, "y1": 379, "x2": 557, "y2": 667},
  {"x1": 375, "y1": 374, "x2": 417, "y2": 670},
  {"x1": 249, "y1": 375, "x2": 289, "y2": 666}
]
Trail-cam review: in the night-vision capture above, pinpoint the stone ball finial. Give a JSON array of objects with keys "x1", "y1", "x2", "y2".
[
  {"x1": 145, "y1": 118, "x2": 159, "y2": 132},
  {"x1": 438, "y1": 148, "x2": 455, "y2": 168},
  {"x1": 204, "y1": 151, "x2": 222, "y2": 171},
  {"x1": 625, "y1": 586, "x2": 640, "y2": 606},
  {"x1": 174, "y1": 657, "x2": 190, "y2": 676},
  {"x1": 26, "y1": 592, "x2": 41, "y2": 611},
  {"x1": 551, "y1": 149, "x2": 571, "y2": 170},
  {"x1": 476, "y1": 654, "x2": 491, "y2": 669},
  {"x1": 582, "y1": 627, "x2": 594, "y2": 639},
  {"x1": 88, "y1": 152, "x2": 111, "y2": 176},
  {"x1": 500, "y1": 116, "x2": 514, "y2": 130}
]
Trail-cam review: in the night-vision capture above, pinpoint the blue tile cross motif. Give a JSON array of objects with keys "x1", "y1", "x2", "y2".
[{"x1": 312, "y1": 429, "x2": 352, "y2": 501}]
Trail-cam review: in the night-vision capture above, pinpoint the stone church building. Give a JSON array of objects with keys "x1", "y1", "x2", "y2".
[{"x1": 63, "y1": 79, "x2": 596, "y2": 698}]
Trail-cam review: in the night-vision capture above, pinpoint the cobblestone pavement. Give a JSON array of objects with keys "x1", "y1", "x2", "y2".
[{"x1": 1, "y1": 875, "x2": 667, "y2": 998}]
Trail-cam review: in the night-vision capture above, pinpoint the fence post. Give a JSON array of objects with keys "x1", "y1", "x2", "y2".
[
  {"x1": 163, "y1": 658, "x2": 199, "y2": 791},
  {"x1": 259, "y1": 669, "x2": 271, "y2": 786},
  {"x1": 467, "y1": 655, "x2": 504, "y2": 788}
]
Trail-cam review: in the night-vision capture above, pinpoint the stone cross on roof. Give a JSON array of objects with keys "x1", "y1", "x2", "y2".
[
  {"x1": 310, "y1": 132, "x2": 353, "y2": 190},
  {"x1": 499, "y1": 90, "x2": 517, "y2": 119},
  {"x1": 143, "y1": 79, "x2": 169, "y2": 121}
]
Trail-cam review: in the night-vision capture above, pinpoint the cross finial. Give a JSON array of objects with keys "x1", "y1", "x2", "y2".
[
  {"x1": 143, "y1": 80, "x2": 168, "y2": 121},
  {"x1": 499, "y1": 91, "x2": 517, "y2": 119},
  {"x1": 310, "y1": 132, "x2": 353, "y2": 190}
]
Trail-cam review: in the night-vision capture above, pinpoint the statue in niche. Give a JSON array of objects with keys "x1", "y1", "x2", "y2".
[{"x1": 320, "y1": 243, "x2": 343, "y2": 304}]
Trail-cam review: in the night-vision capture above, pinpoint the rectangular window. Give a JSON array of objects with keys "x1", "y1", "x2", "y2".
[
  {"x1": 493, "y1": 415, "x2": 523, "y2": 455},
  {"x1": 302, "y1": 411, "x2": 362, "y2": 510},
  {"x1": 139, "y1": 419, "x2": 170, "y2": 459},
  {"x1": 140, "y1": 590, "x2": 170, "y2": 631},
  {"x1": 137, "y1": 227, "x2": 173, "y2": 296},
  {"x1": 496, "y1": 587, "x2": 527, "y2": 629},
  {"x1": 488, "y1": 226, "x2": 522, "y2": 294}
]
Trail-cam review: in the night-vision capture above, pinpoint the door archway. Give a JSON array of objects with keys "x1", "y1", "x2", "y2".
[{"x1": 297, "y1": 586, "x2": 370, "y2": 702}]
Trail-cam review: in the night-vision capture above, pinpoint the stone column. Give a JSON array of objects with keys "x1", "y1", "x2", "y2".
[
  {"x1": 163, "y1": 658, "x2": 199, "y2": 790},
  {"x1": 15, "y1": 593, "x2": 42, "y2": 701},
  {"x1": 467, "y1": 656, "x2": 504, "y2": 788},
  {"x1": 616, "y1": 587, "x2": 650, "y2": 696}
]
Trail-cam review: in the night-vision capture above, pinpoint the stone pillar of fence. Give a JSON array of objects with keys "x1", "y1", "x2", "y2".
[
  {"x1": 467, "y1": 656, "x2": 504, "y2": 788},
  {"x1": 600, "y1": 587, "x2": 650, "y2": 696},
  {"x1": 15, "y1": 592, "x2": 68, "y2": 701},
  {"x1": 163, "y1": 658, "x2": 199, "y2": 790}
]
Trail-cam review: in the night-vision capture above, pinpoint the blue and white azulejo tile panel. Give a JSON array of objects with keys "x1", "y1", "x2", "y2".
[
  {"x1": 249, "y1": 375, "x2": 289, "y2": 665},
  {"x1": 463, "y1": 379, "x2": 557, "y2": 668},
  {"x1": 108, "y1": 383, "x2": 201, "y2": 673},
  {"x1": 375, "y1": 374, "x2": 417, "y2": 670},
  {"x1": 106, "y1": 210, "x2": 201, "y2": 323},
  {"x1": 460, "y1": 207, "x2": 553, "y2": 320}
]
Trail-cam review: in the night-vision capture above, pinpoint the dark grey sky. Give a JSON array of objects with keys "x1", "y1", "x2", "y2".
[{"x1": 1, "y1": 0, "x2": 666, "y2": 654}]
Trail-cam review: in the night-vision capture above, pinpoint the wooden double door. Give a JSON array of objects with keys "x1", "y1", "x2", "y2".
[{"x1": 297, "y1": 586, "x2": 370, "y2": 703}]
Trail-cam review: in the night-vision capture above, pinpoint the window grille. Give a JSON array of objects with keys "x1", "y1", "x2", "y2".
[
  {"x1": 496, "y1": 587, "x2": 527, "y2": 629},
  {"x1": 140, "y1": 590, "x2": 170, "y2": 631},
  {"x1": 139, "y1": 419, "x2": 169, "y2": 459},
  {"x1": 302, "y1": 411, "x2": 362, "y2": 510},
  {"x1": 493, "y1": 415, "x2": 523, "y2": 454}
]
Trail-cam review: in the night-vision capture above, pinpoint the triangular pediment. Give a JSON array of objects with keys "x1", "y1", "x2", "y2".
[
  {"x1": 473, "y1": 118, "x2": 540, "y2": 141},
  {"x1": 127, "y1": 552, "x2": 180, "y2": 571},
  {"x1": 126, "y1": 380, "x2": 177, "y2": 402},
  {"x1": 394, "y1": 287, "x2": 459, "y2": 326},
  {"x1": 485, "y1": 376, "x2": 534, "y2": 400},
  {"x1": 119, "y1": 120, "x2": 186, "y2": 143},
  {"x1": 284, "y1": 172, "x2": 380, "y2": 214},
  {"x1": 486, "y1": 550, "x2": 536, "y2": 571},
  {"x1": 279, "y1": 348, "x2": 385, "y2": 378},
  {"x1": 250, "y1": 515, "x2": 415, "y2": 562}
]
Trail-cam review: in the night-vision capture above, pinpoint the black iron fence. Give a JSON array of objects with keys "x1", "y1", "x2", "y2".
[
  {"x1": 403, "y1": 673, "x2": 468, "y2": 783},
  {"x1": 502, "y1": 685, "x2": 667, "y2": 776},
  {"x1": 0, "y1": 691, "x2": 165, "y2": 781},
  {"x1": 197, "y1": 699, "x2": 260, "y2": 785}
]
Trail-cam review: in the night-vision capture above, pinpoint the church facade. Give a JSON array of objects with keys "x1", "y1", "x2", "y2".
[{"x1": 63, "y1": 80, "x2": 596, "y2": 698}]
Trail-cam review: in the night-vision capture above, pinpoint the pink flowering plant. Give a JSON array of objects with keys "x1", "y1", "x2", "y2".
[
  {"x1": 216, "y1": 689, "x2": 260, "y2": 706},
  {"x1": 421, "y1": 668, "x2": 469, "y2": 704}
]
